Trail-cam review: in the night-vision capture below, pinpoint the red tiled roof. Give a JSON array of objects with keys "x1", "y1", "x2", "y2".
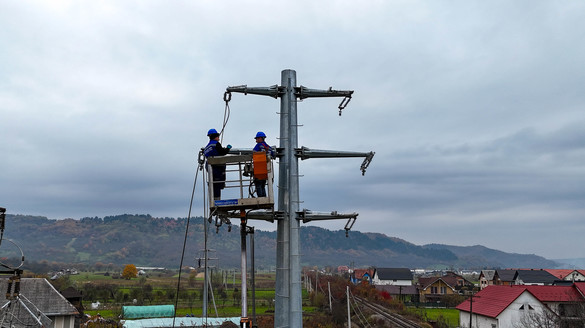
[
  {"x1": 456, "y1": 284, "x2": 585, "y2": 318},
  {"x1": 456, "y1": 285, "x2": 526, "y2": 318},
  {"x1": 354, "y1": 269, "x2": 374, "y2": 280},
  {"x1": 523, "y1": 285, "x2": 584, "y2": 302},
  {"x1": 544, "y1": 269, "x2": 577, "y2": 280},
  {"x1": 574, "y1": 282, "x2": 585, "y2": 296}
]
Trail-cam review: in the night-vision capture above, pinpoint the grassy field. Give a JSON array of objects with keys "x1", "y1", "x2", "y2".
[
  {"x1": 85, "y1": 305, "x2": 318, "y2": 318},
  {"x1": 69, "y1": 270, "x2": 310, "y2": 320},
  {"x1": 408, "y1": 308, "x2": 459, "y2": 327},
  {"x1": 67, "y1": 271, "x2": 458, "y2": 327}
]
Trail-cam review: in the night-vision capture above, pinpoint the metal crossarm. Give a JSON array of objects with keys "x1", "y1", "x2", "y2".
[
  {"x1": 295, "y1": 147, "x2": 375, "y2": 175},
  {"x1": 294, "y1": 86, "x2": 353, "y2": 99},
  {"x1": 226, "y1": 85, "x2": 284, "y2": 98},
  {"x1": 297, "y1": 210, "x2": 358, "y2": 223}
]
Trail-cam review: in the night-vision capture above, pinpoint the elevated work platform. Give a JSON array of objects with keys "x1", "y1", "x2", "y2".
[{"x1": 205, "y1": 153, "x2": 274, "y2": 213}]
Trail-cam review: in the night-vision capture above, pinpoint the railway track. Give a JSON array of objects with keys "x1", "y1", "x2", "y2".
[{"x1": 354, "y1": 296, "x2": 423, "y2": 328}]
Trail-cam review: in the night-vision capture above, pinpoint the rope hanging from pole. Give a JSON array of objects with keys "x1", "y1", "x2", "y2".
[
  {"x1": 171, "y1": 161, "x2": 201, "y2": 328},
  {"x1": 220, "y1": 91, "x2": 232, "y2": 144}
]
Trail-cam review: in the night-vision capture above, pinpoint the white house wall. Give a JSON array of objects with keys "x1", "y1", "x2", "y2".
[
  {"x1": 459, "y1": 312, "x2": 498, "y2": 328},
  {"x1": 372, "y1": 275, "x2": 412, "y2": 286},
  {"x1": 50, "y1": 315, "x2": 75, "y2": 328},
  {"x1": 498, "y1": 292, "x2": 545, "y2": 328},
  {"x1": 563, "y1": 271, "x2": 585, "y2": 282},
  {"x1": 52, "y1": 316, "x2": 62, "y2": 328},
  {"x1": 514, "y1": 279, "x2": 545, "y2": 286},
  {"x1": 459, "y1": 291, "x2": 545, "y2": 328}
]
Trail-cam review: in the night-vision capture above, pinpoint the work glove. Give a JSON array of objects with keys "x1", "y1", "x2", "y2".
[{"x1": 226, "y1": 144, "x2": 232, "y2": 149}]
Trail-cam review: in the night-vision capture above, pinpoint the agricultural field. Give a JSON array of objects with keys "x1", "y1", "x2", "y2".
[
  {"x1": 58, "y1": 269, "x2": 311, "y2": 320},
  {"x1": 408, "y1": 307, "x2": 460, "y2": 328},
  {"x1": 53, "y1": 270, "x2": 462, "y2": 328}
]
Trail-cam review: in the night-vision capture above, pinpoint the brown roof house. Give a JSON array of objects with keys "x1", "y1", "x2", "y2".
[
  {"x1": 418, "y1": 271, "x2": 473, "y2": 303},
  {"x1": 0, "y1": 278, "x2": 79, "y2": 328}
]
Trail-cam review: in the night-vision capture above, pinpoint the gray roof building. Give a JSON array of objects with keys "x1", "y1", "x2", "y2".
[
  {"x1": 375, "y1": 268, "x2": 413, "y2": 281},
  {"x1": 480, "y1": 270, "x2": 495, "y2": 281},
  {"x1": 373, "y1": 268, "x2": 414, "y2": 286},
  {"x1": 514, "y1": 269, "x2": 558, "y2": 285},
  {"x1": 495, "y1": 269, "x2": 517, "y2": 284},
  {"x1": 0, "y1": 278, "x2": 78, "y2": 328}
]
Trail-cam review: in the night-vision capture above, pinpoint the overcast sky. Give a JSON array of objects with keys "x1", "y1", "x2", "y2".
[{"x1": 2, "y1": 1, "x2": 584, "y2": 260}]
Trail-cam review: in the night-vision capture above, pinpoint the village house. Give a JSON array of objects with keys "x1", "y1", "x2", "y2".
[
  {"x1": 375, "y1": 285, "x2": 419, "y2": 302},
  {"x1": 513, "y1": 269, "x2": 558, "y2": 285},
  {"x1": 545, "y1": 269, "x2": 585, "y2": 282},
  {"x1": 350, "y1": 268, "x2": 374, "y2": 285},
  {"x1": 337, "y1": 265, "x2": 350, "y2": 274},
  {"x1": 493, "y1": 269, "x2": 517, "y2": 286},
  {"x1": 479, "y1": 270, "x2": 495, "y2": 290},
  {"x1": 59, "y1": 287, "x2": 84, "y2": 327},
  {"x1": 0, "y1": 278, "x2": 79, "y2": 328},
  {"x1": 418, "y1": 271, "x2": 473, "y2": 303},
  {"x1": 372, "y1": 268, "x2": 413, "y2": 286},
  {"x1": 456, "y1": 283, "x2": 585, "y2": 328}
]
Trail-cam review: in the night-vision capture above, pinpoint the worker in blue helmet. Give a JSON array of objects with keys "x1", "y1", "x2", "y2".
[
  {"x1": 204, "y1": 128, "x2": 232, "y2": 199},
  {"x1": 252, "y1": 131, "x2": 275, "y2": 197}
]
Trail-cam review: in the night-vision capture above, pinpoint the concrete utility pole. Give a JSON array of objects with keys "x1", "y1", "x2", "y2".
[{"x1": 225, "y1": 69, "x2": 374, "y2": 328}]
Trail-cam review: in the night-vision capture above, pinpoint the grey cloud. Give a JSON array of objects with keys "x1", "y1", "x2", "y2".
[{"x1": 2, "y1": 1, "x2": 585, "y2": 259}]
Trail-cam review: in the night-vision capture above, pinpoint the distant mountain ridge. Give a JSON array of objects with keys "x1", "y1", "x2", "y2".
[
  {"x1": 2, "y1": 214, "x2": 561, "y2": 270},
  {"x1": 422, "y1": 244, "x2": 557, "y2": 269}
]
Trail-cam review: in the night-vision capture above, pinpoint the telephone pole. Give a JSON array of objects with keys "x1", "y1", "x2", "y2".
[{"x1": 225, "y1": 69, "x2": 374, "y2": 327}]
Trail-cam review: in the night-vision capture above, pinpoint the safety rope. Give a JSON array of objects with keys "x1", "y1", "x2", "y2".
[
  {"x1": 201, "y1": 166, "x2": 211, "y2": 325},
  {"x1": 219, "y1": 92, "x2": 231, "y2": 144},
  {"x1": 171, "y1": 163, "x2": 201, "y2": 328}
]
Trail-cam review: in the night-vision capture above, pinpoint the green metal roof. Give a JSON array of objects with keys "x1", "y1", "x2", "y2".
[{"x1": 122, "y1": 305, "x2": 175, "y2": 319}]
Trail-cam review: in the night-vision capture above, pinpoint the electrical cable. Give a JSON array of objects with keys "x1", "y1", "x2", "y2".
[
  {"x1": 318, "y1": 282, "x2": 327, "y2": 294},
  {"x1": 0, "y1": 239, "x2": 25, "y2": 270},
  {"x1": 171, "y1": 165, "x2": 201, "y2": 328},
  {"x1": 349, "y1": 290, "x2": 373, "y2": 328},
  {"x1": 0, "y1": 302, "x2": 9, "y2": 328},
  {"x1": 0, "y1": 207, "x2": 6, "y2": 248},
  {"x1": 5, "y1": 302, "x2": 40, "y2": 327},
  {"x1": 349, "y1": 297, "x2": 371, "y2": 328}
]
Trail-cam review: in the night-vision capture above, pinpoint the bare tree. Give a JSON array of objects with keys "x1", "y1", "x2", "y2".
[
  {"x1": 513, "y1": 305, "x2": 558, "y2": 328},
  {"x1": 514, "y1": 302, "x2": 585, "y2": 328}
]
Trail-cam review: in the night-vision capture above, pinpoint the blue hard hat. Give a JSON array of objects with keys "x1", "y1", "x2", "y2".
[
  {"x1": 255, "y1": 131, "x2": 266, "y2": 138},
  {"x1": 207, "y1": 128, "x2": 218, "y2": 136}
]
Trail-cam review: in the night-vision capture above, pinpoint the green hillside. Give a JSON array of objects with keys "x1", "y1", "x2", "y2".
[{"x1": 2, "y1": 214, "x2": 559, "y2": 270}]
